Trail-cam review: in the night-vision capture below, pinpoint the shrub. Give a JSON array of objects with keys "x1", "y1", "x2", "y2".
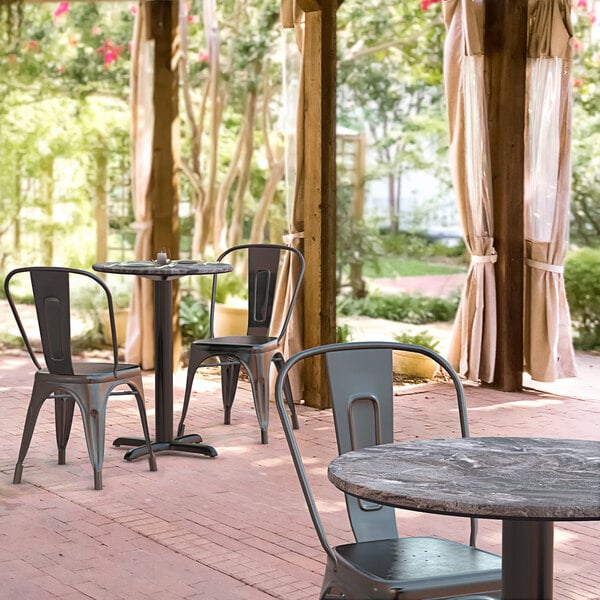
[
  {"x1": 180, "y1": 294, "x2": 210, "y2": 347},
  {"x1": 565, "y1": 247, "x2": 600, "y2": 350},
  {"x1": 337, "y1": 291, "x2": 460, "y2": 324},
  {"x1": 336, "y1": 323, "x2": 353, "y2": 343},
  {"x1": 393, "y1": 330, "x2": 440, "y2": 351}
]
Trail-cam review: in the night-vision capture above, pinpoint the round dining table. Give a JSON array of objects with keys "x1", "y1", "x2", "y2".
[
  {"x1": 93, "y1": 259, "x2": 232, "y2": 460},
  {"x1": 328, "y1": 436, "x2": 600, "y2": 600}
]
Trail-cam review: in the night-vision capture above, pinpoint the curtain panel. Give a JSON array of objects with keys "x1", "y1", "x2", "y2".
[{"x1": 444, "y1": 0, "x2": 576, "y2": 384}]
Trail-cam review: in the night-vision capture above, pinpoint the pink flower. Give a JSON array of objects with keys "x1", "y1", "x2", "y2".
[
  {"x1": 198, "y1": 50, "x2": 209, "y2": 63},
  {"x1": 421, "y1": 0, "x2": 441, "y2": 10},
  {"x1": 27, "y1": 40, "x2": 40, "y2": 52},
  {"x1": 573, "y1": 38, "x2": 583, "y2": 51},
  {"x1": 577, "y1": 0, "x2": 587, "y2": 8},
  {"x1": 573, "y1": 78, "x2": 584, "y2": 87},
  {"x1": 92, "y1": 25, "x2": 102, "y2": 35},
  {"x1": 188, "y1": 14, "x2": 200, "y2": 24},
  {"x1": 97, "y1": 39, "x2": 125, "y2": 65},
  {"x1": 53, "y1": 2, "x2": 69, "y2": 22},
  {"x1": 130, "y1": 5, "x2": 137, "y2": 15}
]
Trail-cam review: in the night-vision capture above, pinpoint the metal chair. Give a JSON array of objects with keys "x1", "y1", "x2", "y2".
[
  {"x1": 4, "y1": 266, "x2": 157, "y2": 490},
  {"x1": 274, "y1": 341, "x2": 502, "y2": 600},
  {"x1": 177, "y1": 243, "x2": 304, "y2": 444}
]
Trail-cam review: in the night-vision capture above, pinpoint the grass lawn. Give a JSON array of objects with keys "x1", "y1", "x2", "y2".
[{"x1": 363, "y1": 257, "x2": 467, "y2": 278}]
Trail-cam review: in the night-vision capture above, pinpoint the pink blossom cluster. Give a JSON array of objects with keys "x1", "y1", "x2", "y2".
[
  {"x1": 421, "y1": 0, "x2": 441, "y2": 10},
  {"x1": 576, "y1": 0, "x2": 597, "y2": 24}
]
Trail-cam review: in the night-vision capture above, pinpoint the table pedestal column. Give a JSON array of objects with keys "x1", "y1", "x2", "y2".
[
  {"x1": 154, "y1": 279, "x2": 173, "y2": 443},
  {"x1": 118, "y1": 279, "x2": 217, "y2": 460},
  {"x1": 502, "y1": 520, "x2": 554, "y2": 599}
]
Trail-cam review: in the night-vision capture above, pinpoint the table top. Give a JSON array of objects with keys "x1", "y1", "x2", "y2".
[
  {"x1": 93, "y1": 260, "x2": 233, "y2": 280},
  {"x1": 328, "y1": 437, "x2": 600, "y2": 521}
]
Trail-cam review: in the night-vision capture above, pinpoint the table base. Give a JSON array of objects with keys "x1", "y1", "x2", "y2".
[{"x1": 114, "y1": 434, "x2": 218, "y2": 460}]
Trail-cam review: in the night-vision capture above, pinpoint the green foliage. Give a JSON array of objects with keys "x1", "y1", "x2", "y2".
[
  {"x1": 337, "y1": 1, "x2": 448, "y2": 233},
  {"x1": 338, "y1": 291, "x2": 459, "y2": 324},
  {"x1": 0, "y1": 3, "x2": 133, "y2": 269},
  {"x1": 362, "y1": 257, "x2": 464, "y2": 278},
  {"x1": 564, "y1": 248, "x2": 600, "y2": 350},
  {"x1": 180, "y1": 294, "x2": 210, "y2": 347},
  {"x1": 336, "y1": 323, "x2": 353, "y2": 343},
  {"x1": 393, "y1": 329, "x2": 439, "y2": 352},
  {"x1": 571, "y1": 5, "x2": 600, "y2": 246},
  {"x1": 383, "y1": 232, "x2": 466, "y2": 259}
]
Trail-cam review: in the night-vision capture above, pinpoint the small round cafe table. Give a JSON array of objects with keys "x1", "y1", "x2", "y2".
[
  {"x1": 93, "y1": 260, "x2": 232, "y2": 460},
  {"x1": 328, "y1": 436, "x2": 600, "y2": 600}
]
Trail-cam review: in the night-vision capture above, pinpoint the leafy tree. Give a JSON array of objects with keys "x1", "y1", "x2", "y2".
[
  {"x1": 337, "y1": 0, "x2": 448, "y2": 235},
  {"x1": 0, "y1": 2, "x2": 133, "y2": 267},
  {"x1": 179, "y1": 0, "x2": 286, "y2": 257},
  {"x1": 571, "y1": 2, "x2": 600, "y2": 247}
]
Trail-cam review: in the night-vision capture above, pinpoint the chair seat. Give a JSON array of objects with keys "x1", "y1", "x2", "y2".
[
  {"x1": 336, "y1": 536, "x2": 501, "y2": 587},
  {"x1": 38, "y1": 363, "x2": 141, "y2": 383},
  {"x1": 192, "y1": 335, "x2": 278, "y2": 350}
]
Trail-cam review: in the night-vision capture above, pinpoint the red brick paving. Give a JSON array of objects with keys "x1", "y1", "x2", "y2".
[{"x1": 1, "y1": 347, "x2": 599, "y2": 599}]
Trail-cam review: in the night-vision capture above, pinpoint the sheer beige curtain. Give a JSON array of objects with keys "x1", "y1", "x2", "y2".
[
  {"x1": 524, "y1": 0, "x2": 576, "y2": 381},
  {"x1": 272, "y1": 0, "x2": 306, "y2": 398},
  {"x1": 125, "y1": 0, "x2": 155, "y2": 369},
  {"x1": 444, "y1": 0, "x2": 497, "y2": 383}
]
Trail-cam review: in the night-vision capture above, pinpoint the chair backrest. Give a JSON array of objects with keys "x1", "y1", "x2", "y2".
[
  {"x1": 211, "y1": 243, "x2": 305, "y2": 339},
  {"x1": 4, "y1": 266, "x2": 120, "y2": 375},
  {"x1": 274, "y1": 341, "x2": 474, "y2": 559}
]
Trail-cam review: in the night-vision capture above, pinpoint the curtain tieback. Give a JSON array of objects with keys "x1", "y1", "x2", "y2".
[
  {"x1": 525, "y1": 258, "x2": 564, "y2": 274},
  {"x1": 471, "y1": 253, "x2": 497, "y2": 264},
  {"x1": 283, "y1": 231, "x2": 305, "y2": 245}
]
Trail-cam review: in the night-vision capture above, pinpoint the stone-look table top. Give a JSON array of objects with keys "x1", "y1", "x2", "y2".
[
  {"x1": 93, "y1": 260, "x2": 233, "y2": 280},
  {"x1": 328, "y1": 437, "x2": 600, "y2": 521}
]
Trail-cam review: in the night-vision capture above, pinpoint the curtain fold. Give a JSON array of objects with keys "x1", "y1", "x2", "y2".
[
  {"x1": 444, "y1": 0, "x2": 497, "y2": 383},
  {"x1": 523, "y1": 0, "x2": 576, "y2": 381},
  {"x1": 125, "y1": 0, "x2": 155, "y2": 369}
]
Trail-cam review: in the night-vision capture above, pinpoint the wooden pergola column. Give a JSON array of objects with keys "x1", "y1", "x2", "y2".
[
  {"x1": 148, "y1": 0, "x2": 182, "y2": 364},
  {"x1": 298, "y1": 0, "x2": 338, "y2": 408},
  {"x1": 485, "y1": 0, "x2": 528, "y2": 391}
]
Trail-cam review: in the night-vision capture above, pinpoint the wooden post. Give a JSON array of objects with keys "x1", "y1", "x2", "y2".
[
  {"x1": 95, "y1": 150, "x2": 108, "y2": 265},
  {"x1": 301, "y1": 2, "x2": 337, "y2": 408},
  {"x1": 485, "y1": 0, "x2": 527, "y2": 391},
  {"x1": 149, "y1": 0, "x2": 181, "y2": 367}
]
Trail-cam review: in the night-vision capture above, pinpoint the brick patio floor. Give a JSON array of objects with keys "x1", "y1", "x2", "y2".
[{"x1": 1, "y1": 347, "x2": 599, "y2": 599}]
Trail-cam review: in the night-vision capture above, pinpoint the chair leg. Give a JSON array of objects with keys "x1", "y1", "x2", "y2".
[
  {"x1": 77, "y1": 392, "x2": 107, "y2": 491},
  {"x1": 220, "y1": 362, "x2": 241, "y2": 425},
  {"x1": 247, "y1": 353, "x2": 271, "y2": 444},
  {"x1": 54, "y1": 396, "x2": 75, "y2": 465},
  {"x1": 273, "y1": 353, "x2": 299, "y2": 430},
  {"x1": 177, "y1": 354, "x2": 202, "y2": 437},
  {"x1": 130, "y1": 385, "x2": 157, "y2": 473},
  {"x1": 13, "y1": 391, "x2": 47, "y2": 484}
]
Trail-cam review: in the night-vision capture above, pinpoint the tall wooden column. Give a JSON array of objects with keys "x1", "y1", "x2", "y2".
[
  {"x1": 485, "y1": 0, "x2": 528, "y2": 391},
  {"x1": 149, "y1": 0, "x2": 181, "y2": 364},
  {"x1": 300, "y1": 1, "x2": 337, "y2": 408}
]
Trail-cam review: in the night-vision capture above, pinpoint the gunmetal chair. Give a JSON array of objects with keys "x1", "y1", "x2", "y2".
[
  {"x1": 4, "y1": 266, "x2": 157, "y2": 490},
  {"x1": 177, "y1": 243, "x2": 304, "y2": 444},
  {"x1": 274, "y1": 341, "x2": 502, "y2": 600}
]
